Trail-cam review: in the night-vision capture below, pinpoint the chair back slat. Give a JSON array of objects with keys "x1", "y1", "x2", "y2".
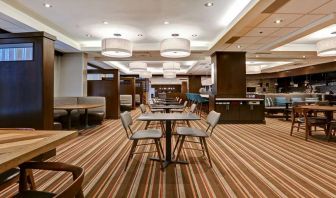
[
  {"x1": 139, "y1": 104, "x2": 147, "y2": 114},
  {"x1": 206, "y1": 110, "x2": 221, "y2": 136},
  {"x1": 120, "y1": 111, "x2": 133, "y2": 138}
]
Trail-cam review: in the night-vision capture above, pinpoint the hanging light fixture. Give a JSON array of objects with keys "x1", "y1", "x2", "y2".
[
  {"x1": 129, "y1": 62, "x2": 147, "y2": 72},
  {"x1": 160, "y1": 38, "x2": 191, "y2": 58},
  {"x1": 101, "y1": 38, "x2": 132, "y2": 58},
  {"x1": 163, "y1": 72, "x2": 176, "y2": 79},
  {"x1": 163, "y1": 62, "x2": 180, "y2": 72},
  {"x1": 316, "y1": 37, "x2": 336, "y2": 57},
  {"x1": 139, "y1": 71, "x2": 152, "y2": 78}
]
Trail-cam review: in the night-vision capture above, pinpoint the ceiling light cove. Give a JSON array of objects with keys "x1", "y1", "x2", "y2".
[
  {"x1": 43, "y1": 3, "x2": 52, "y2": 8},
  {"x1": 219, "y1": 0, "x2": 253, "y2": 27}
]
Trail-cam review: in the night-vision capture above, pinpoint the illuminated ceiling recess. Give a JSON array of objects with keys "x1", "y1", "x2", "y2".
[
  {"x1": 160, "y1": 38, "x2": 191, "y2": 58},
  {"x1": 163, "y1": 72, "x2": 176, "y2": 79},
  {"x1": 129, "y1": 62, "x2": 147, "y2": 72},
  {"x1": 101, "y1": 38, "x2": 132, "y2": 58},
  {"x1": 316, "y1": 37, "x2": 336, "y2": 57},
  {"x1": 139, "y1": 71, "x2": 152, "y2": 78},
  {"x1": 163, "y1": 62, "x2": 181, "y2": 72}
]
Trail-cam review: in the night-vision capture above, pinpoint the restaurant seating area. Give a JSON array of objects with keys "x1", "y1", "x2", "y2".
[{"x1": 2, "y1": 0, "x2": 336, "y2": 197}]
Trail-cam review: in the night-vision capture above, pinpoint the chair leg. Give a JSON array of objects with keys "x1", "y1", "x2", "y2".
[
  {"x1": 124, "y1": 140, "x2": 138, "y2": 171},
  {"x1": 199, "y1": 137, "x2": 205, "y2": 156},
  {"x1": 290, "y1": 121, "x2": 294, "y2": 136},
  {"x1": 187, "y1": 120, "x2": 191, "y2": 127},
  {"x1": 175, "y1": 136, "x2": 185, "y2": 161},
  {"x1": 173, "y1": 136, "x2": 181, "y2": 155},
  {"x1": 160, "y1": 122, "x2": 165, "y2": 135},
  {"x1": 202, "y1": 137, "x2": 212, "y2": 167},
  {"x1": 26, "y1": 170, "x2": 36, "y2": 190},
  {"x1": 154, "y1": 140, "x2": 164, "y2": 170},
  {"x1": 145, "y1": 121, "x2": 151, "y2": 129},
  {"x1": 297, "y1": 123, "x2": 300, "y2": 132}
]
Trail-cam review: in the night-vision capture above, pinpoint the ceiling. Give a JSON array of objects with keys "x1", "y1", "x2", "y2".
[{"x1": 1, "y1": 0, "x2": 336, "y2": 75}]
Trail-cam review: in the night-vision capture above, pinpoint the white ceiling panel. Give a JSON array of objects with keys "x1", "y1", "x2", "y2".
[
  {"x1": 258, "y1": 14, "x2": 302, "y2": 28},
  {"x1": 275, "y1": 0, "x2": 330, "y2": 14}
]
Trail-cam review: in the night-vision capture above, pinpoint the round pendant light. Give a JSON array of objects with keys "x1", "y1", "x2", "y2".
[
  {"x1": 163, "y1": 62, "x2": 180, "y2": 72},
  {"x1": 101, "y1": 38, "x2": 132, "y2": 58},
  {"x1": 160, "y1": 38, "x2": 191, "y2": 58},
  {"x1": 139, "y1": 71, "x2": 152, "y2": 78},
  {"x1": 316, "y1": 37, "x2": 336, "y2": 57},
  {"x1": 163, "y1": 72, "x2": 176, "y2": 79},
  {"x1": 129, "y1": 62, "x2": 147, "y2": 72}
]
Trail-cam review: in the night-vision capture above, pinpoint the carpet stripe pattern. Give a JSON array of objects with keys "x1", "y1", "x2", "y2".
[{"x1": 1, "y1": 110, "x2": 336, "y2": 197}]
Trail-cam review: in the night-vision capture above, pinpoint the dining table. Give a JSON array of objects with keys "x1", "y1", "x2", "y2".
[
  {"x1": 299, "y1": 105, "x2": 336, "y2": 138},
  {"x1": 137, "y1": 113, "x2": 200, "y2": 168},
  {"x1": 54, "y1": 104, "x2": 104, "y2": 129},
  {"x1": 0, "y1": 129, "x2": 77, "y2": 174}
]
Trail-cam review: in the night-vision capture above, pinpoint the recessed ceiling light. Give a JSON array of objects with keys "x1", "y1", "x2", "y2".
[
  {"x1": 237, "y1": 45, "x2": 241, "y2": 49},
  {"x1": 43, "y1": 3, "x2": 52, "y2": 8},
  {"x1": 274, "y1": 19, "x2": 283, "y2": 24},
  {"x1": 103, "y1": 21, "x2": 109, "y2": 25},
  {"x1": 113, "y1": 33, "x2": 122, "y2": 37},
  {"x1": 137, "y1": 34, "x2": 143, "y2": 37},
  {"x1": 171, "y1": 33, "x2": 179, "y2": 37},
  {"x1": 164, "y1": 21, "x2": 170, "y2": 25},
  {"x1": 256, "y1": 55, "x2": 259, "y2": 58},
  {"x1": 192, "y1": 34, "x2": 198, "y2": 37},
  {"x1": 204, "y1": 2, "x2": 214, "y2": 7},
  {"x1": 302, "y1": 55, "x2": 306, "y2": 58}
]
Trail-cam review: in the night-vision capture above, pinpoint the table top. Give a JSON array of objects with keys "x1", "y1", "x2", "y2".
[
  {"x1": 299, "y1": 105, "x2": 336, "y2": 111},
  {"x1": 137, "y1": 113, "x2": 201, "y2": 121},
  {"x1": 54, "y1": 103, "x2": 104, "y2": 110},
  {"x1": 150, "y1": 105, "x2": 184, "y2": 109},
  {"x1": 0, "y1": 130, "x2": 77, "y2": 173}
]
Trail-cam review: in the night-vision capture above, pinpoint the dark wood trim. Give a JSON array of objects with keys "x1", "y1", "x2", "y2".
[
  {"x1": 248, "y1": 61, "x2": 336, "y2": 79},
  {"x1": 262, "y1": 0, "x2": 290, "y2": 13},
  {"x1": 0, "y1": 32, "x2": 56, "y2": 41}
]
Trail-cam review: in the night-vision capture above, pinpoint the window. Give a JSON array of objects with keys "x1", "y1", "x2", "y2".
[{"x1": 0, "y1": 43, "x2": 33, "y2": 61}]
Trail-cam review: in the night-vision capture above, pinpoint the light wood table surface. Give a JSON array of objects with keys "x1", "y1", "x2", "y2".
[
  {"x1": 0, "y1": 130, "x2": 77, "y2": 174},
  {"x1": 54, "y1": 104, "x2": 104, "y2": 129}
]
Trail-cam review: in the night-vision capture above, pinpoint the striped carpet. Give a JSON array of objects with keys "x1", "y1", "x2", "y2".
[{"x1": 1, "y1": 110, "x2": 336, "y2": 197}]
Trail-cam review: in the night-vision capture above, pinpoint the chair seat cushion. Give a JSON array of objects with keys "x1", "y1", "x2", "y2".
[
  {"x1": 130, "y1": 129, "x2": 162, "y2": 140},
  {"x1": 176, "y1": 127, "x2": 208, "y2": 137}
]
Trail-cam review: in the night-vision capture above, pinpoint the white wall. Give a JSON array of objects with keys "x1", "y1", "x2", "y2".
[{"x1": 54, "y1": 53, "x2": 87, "y2": 97}]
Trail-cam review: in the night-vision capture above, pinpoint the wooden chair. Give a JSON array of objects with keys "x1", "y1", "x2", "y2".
[
  {"x1": 290, "y1": 107, "x2": 328, "y2": 140},
  {"x1": 173, "y1": 110, "x2": 221, "y2": 167},
  {"x1": 120, "y1": 111, "x2": 164, "y2": 170},
  {"x1": 328, "y1": 121, "x2": 336, "y2": 140},
  {"x1": 0, "y1": 128, "x2": 36, "y2": 192},
  {"x1": 172, "y1": 103, "x2": 197, "y2": 130},
  {"x1": 171, "y1": 101, "x2": 188, "y2": 113},
  {"x1": 16, "y1": 161, "x2": 84, "y2": 198}
]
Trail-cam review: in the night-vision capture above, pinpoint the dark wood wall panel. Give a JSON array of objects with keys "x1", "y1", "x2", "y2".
[
  {"x1": 212, "y1": 52, "x2": 246, "y2": 98},
  {"x1": 0, "y1": 32, "x2": 55, "y2": 130},
  {"x1": 188, "y1": 76, "x2": 202, "y2": 93},
  {"x1": 87, "y1": 70, "x2": 120, "y2": 119}
]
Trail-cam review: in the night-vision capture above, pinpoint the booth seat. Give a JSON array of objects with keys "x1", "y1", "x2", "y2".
[
  {"x1": 135, "y1": 94, "x2": 141, "y2": 105},
  {"x1": 264, "y1": 93, "x2": 322, "y2": 116},
  {"x1": 120, "y1": 95, "x2": 133, "y2": 111},
  {"x1": 54, "y1": 97, "x2": 106, "y2": 127}
]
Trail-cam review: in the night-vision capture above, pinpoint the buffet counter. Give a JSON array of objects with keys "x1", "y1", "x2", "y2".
[{"x1": 208, "y1": 96, "x2": 265, "y2": 124}]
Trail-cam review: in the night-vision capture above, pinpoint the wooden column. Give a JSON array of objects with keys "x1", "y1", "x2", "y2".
[
  {"x1": 87, "y1": 69, "x2": 120, "y2": 119},
  {"x1": 0, "y1": 32, "x2": 55, "y2": 130},
  {"x1": 188, "y1": 76, "x2": 202, "y2": 93},
  {"x1": 211, "y1": 52, "x2": 246, "y2": 98}
]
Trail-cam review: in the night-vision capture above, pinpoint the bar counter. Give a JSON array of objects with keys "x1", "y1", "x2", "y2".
[{"x1": 208, "y1": 96, "x2": 265, "y2": 124}]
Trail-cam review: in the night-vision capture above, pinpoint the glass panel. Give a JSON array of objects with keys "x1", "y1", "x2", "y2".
[{"x1": 0, "y1": 43, "x2": 33, "y2": 61}]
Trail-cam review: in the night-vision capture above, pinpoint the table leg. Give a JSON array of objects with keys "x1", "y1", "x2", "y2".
[
  {"x1": 84, "y1": 109, "x2": 89, "y2": 128},
  {"x1": 66, "y1": 109, "x2": 72, "y2": 130}
]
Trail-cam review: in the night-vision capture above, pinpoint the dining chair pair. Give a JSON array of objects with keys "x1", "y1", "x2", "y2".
[
  {"x1": 290, "y1": 107, "x2": 328, "y2": 140},
  {"x1": 173, "y1": 110, "x2": 221, "y2": 167},
  {"x1": 0, "y1": 128, "x2": 84, "y2": 197}
]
